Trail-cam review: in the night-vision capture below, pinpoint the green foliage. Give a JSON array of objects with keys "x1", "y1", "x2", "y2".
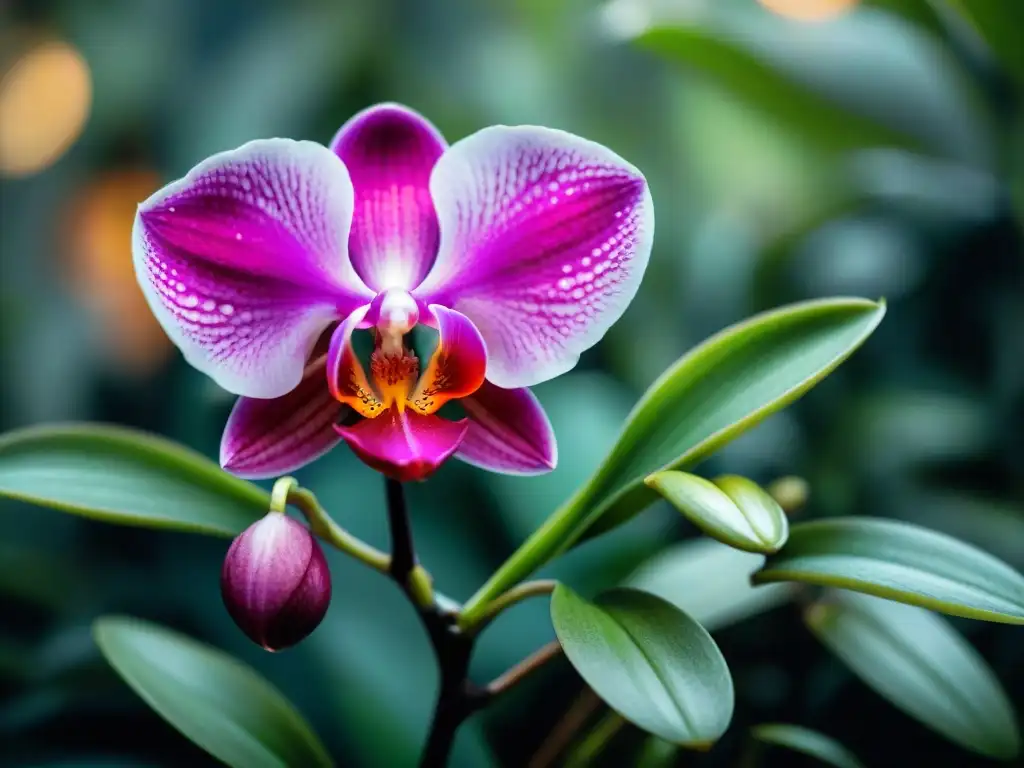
[
  {"x1": 461, "y1": 298, "x2": 885, "y2": 625},
  {"x1": 93, "y1": 616, "x2": 333, "y2": 768},
  {"x1": 944, "y1": 0, "x2": 1024, "y2": 85},
  {"x1": 755, "y1": 517, "x2": 1024, "y2": 623},
  {"x1": 550, "y1": 585, "x2": 733, "y2": 748},
  {"x1": 646, "y1": 472, "x2": 789, "y2": 553},
  {"x1": 626, "y1": 1, "x2": 986, "y2": 161},
  {"x1": 581, "y1": 297, "x2": 884, "y2": 542},
  {"x1": 752, "y1": 724, "x2": 865, "y2": 768},
  {"x1": 0, "y1": 424, "x2": 269, "y2": 536},
  {"x1": 805, "y1": 592, "x2": 1020, "y2": 760}
]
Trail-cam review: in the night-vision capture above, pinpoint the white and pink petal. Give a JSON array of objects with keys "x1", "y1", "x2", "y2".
[
  {"x1": 456, "y1": 381, "x2": 557, "y2": 475},
  {"x1": 331, "y1": 104, "x2": 447, "y2": 292},
  {"x1": 133, "y1": 139, "x2": 372, "y2": 399},
  {"x1": 220, "y1": 353, "x2": 345, "y2": 479},
  {"x1": 415, "y1": 126, "x2": 654, "y2": 389}
]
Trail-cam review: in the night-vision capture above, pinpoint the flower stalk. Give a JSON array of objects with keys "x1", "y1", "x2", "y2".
[
  {"x1": 460, "y1": 579, "x2": 558, "y2": 634},
  {"x1": 377, "y1": 478, "x2": 567, "y2": 766},
  {"x1": 273, "y1": 476, "x2": 391, "y2": 574}
]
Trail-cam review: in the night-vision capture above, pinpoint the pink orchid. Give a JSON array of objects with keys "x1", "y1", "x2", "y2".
[{"x1": 133, "y1": 104, "x2": 654, "y2": 482}]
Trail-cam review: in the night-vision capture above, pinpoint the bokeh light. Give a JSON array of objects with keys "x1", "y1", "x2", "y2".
[
  {"x1": 61, "y1": 169, "x2": 172, "y2": 374},
  {"x1": 758, "y1": 0, "x2": 859, "y2": 22},
  {"x1": 0, "y1": 39, "x2": 92, "y2": 177}
]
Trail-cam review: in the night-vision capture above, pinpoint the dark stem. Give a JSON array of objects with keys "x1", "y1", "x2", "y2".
[
  {"x1": 385, "y1": 478, "x2": 417, "y2": 579},
  {"x1": 382, "y1": 477, "x2": 486, "y2": 767}
]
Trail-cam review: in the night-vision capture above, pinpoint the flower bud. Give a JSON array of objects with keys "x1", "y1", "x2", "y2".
[{"x1": 220, "y1": 512, "x2": 331, "y2": 651}]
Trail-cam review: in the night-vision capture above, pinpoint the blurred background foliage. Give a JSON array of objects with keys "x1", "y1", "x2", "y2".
[{"x1": 0, "y1": 0, "x2": 1022, "y2": 765}]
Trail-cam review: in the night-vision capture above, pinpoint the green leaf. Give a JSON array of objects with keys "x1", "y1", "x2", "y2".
[
  {"x1": 0, "y1": 424, "x2": 269, "y2": 536},
  {"x1": 805, "y1": 592, "x2": 1020, "y2": 760},
  {"x1": 619, "y1": 1, "x2": 985, "y2": 162},
  {"x1": 754, "y1": 517, "x2": 1024, "y2": 624},
  {"x1": 625, "y1": 539, "x2": 795, "y2": 632},
  {"x1": 550, "y1": 586, "x2": 734, "y2": 747},
  {"x1": 460, "y1": 298, "x2": 883, "y2": 628},
  {"x1": 93, "y1": 616, "x2": 332, "y2": 768},
  {"x1": 582, "y1": 297, "x2": 884, "y2": 542},
  {"x1": 752, "y1": 724, "x2": 865, "y2": 768},
  {"x1": 646, "y1": 472, "x2": 788, "y2": 553}
]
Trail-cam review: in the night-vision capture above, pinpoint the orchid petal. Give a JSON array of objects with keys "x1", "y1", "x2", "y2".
[
  {"x1": 417, "y1": 126, "x2": 654, "y2": 389},
  {"x1": 220, "y1": 351, "x2": 344, "y2": 479},
  {"x1": 133, "y1": 139, "x2": 373, "y2": 398},
  {"x1": 326, "y1": 305, "x2": 385, "y2": 418},
  {"x1": 408, "y1": 305, "x2": 487, "y2": 415},
  {"x1": 336, "y1": 409, "x2": 468, "y2": 482},
  {"x1": 456, "y1": 381, "x2": 557, "y2": 475},
  {"x1": 331, "y1": 103, "x2": 447, "y2": 292}
]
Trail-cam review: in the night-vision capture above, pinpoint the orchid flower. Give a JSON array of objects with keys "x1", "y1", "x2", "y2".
[{"x1": 133, "y1": 104, "x2": 654, "y2": 482}]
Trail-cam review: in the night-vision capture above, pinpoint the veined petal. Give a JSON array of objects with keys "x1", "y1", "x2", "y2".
[
  {"x1": 408, "y1": 305, "x2": 487, "y2": 415},
  {"x1": 331, "y1": 104, "x2": 447, "y2": 292},
  {"x1": 336, "y1": 409, "x2": 468, "y2": 482},
  {"x1": 456, "y1": 381, "x2": 557, "y2": 475},
  {"x1": 220, "y1": 353, "x2": 344, "y2": 479},
  {"x1": 133, "y1": 139, "x2": 373, "y2": 398},
  {"x1": 416, "y1": 126, "x2": 654, "y2": 389},
  {"x1": 326, "y1": 305, "x2": 384, "y2": 418}
]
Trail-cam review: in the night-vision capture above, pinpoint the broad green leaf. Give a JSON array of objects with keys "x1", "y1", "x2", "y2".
[
  {"x1": 550, "y1": 586, "x2": 734, "y2": 747},
  {"x1": 752, "y1": 724, "x2": 865, "y2": 768},
  {"x1": 613, "y1": 1, "x2": 985, "y2": 162},
  {"x1": 754, "y1": 517, "x2": 1024, "y2": 623},
  {"x1": 0, "y1": 424, "x2": 269, "y2": 536},
  {"x1": 460, "y1": 298, "x2": 883, "y2": 627},
  {"x1": 93, "y1": 616, "x2": 332, "y2": 768},
  {"x1": 805, "y1": 592, "x2": 1020, "y2": 759},
  {"x1": 646, "y1": 472, "x2": 788, "y2": 553},
  {"x1": 625, "y1": 539, "x2": 795, "y2": 632}
]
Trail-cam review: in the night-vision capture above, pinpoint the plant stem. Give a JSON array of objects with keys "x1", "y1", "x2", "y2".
[
  {"x1": 381, "y1": 478, "x2": 484, "y2": 767},
  {"x1": 529, "y1": 688, "x2": 603, "y2": 768},
  {"x1": 385, "y1": 478, "x2": 416, "y2": 578},
  {"x1": 274, "y1": 477, "x2": 391, "y2": 573},
  {"x1": 485, "y1": 640, "x2": 562, "y2": 698},
  {"x1": 459, "y1": 579, "x2": 558, "y2": 634},
  {"x1": 563, "y1": 710, "x2": 627, "y2": 768}
]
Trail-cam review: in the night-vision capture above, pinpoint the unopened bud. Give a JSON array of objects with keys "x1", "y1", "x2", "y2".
[{"x1": 220, "y1": 512, "x2": 331, "y2": 651}]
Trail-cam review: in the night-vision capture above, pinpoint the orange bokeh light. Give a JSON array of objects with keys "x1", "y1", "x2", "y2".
[
  {"x1": 757, "y1": 0, "x2": 859, "y2": 22},
  {"x1": 0, "y1": 39, "x2": 92, "y2": 177},
  {"x1": 62, "y1": 170, "x2": 174, "y2": 375}
]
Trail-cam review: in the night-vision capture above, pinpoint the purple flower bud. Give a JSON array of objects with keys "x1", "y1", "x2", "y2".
[{"x1": 220, "y1": 513, "x2": 331, "y2": 651}]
